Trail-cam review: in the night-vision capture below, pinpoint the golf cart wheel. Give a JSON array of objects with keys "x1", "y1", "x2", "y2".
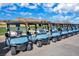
[
  {"x1": 64, "y1": 36, "x2": 66, "y2": 38},
  {"x1": 47, "y1": 39, "x2": 50, "y2": 44},
  {"x1": 52, "y1": 38, "x2": 57, "y2": 43},
  {"x1": 65, "y1": 35, "x2": 68, "y2": 38},
  {"x1": 36, "y1": 41, "x2": 42, "y2": 47},
  {"x1": 57, "y1": 36, "x2": 61, "y2": 41},
  {"x1": 4, "y1": 41, "x2": 7, "y2": 47},
  {"x1": 11, "y1": 47, "x2": 16, "y2": 55},
  {"x1": 62, "y1": 35, "x2": 66, "y2": 39},
  {"x1": 27, "y1": 43, "x2": 32, "y2": 51}
]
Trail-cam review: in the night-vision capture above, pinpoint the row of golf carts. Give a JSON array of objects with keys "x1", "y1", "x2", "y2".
[{"x1": 4, "y1": 21, "x2": 79, "y2": 55}]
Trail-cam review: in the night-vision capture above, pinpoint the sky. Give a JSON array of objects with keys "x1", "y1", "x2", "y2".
[{"x1": 0, "y1": 3, "x2": 79, "y2": 24}]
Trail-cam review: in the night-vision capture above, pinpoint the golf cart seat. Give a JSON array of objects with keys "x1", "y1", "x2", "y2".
[
  {"x1": 16, "y1": 31, "x2": 23, "y2": 37},
  {"x1": 5, "y1": 31, "x2": 23, "y2": 38},
  {"x1": 10, "y1": 31, "x2": 17, "y2": 37},
  {"x1": 5, "y1": 31, "x2": 17, "y2": 38}
]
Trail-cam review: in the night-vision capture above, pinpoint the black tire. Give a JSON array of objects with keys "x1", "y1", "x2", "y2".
[
  {"x1": 65, "y1": 35, "x2": 68, "y2": 38},
  {"x1": 64, "y1": 35, "x2": 66, "y2": 38},
  {"x1": 52, "y1": 38, "x2": 57, "y2": 43},
  {"x1": 67, "y1": 34, "x2": 70, "y2": 37},
  {"x1": 62, "y1": 35, "x2": 66, "y2": 39},
  {"x1": 71, "y1": 34, "x2": 73, "y2": 36},
  {"x1": 57, "y1": 36, "x2": 61, "y2": 41},
  {"x1": 36, "y1": 41, "x2": 42, "y2": 47},
  {"x1": 47, "y1": 39, "x2": 50, "y2": 44},
  {"x1": 61, "y1": 35, "x2": 64, "y2": 39},
  {"x1": 11, "y1": 47, "x2": 16, "y2": 55},
  {"x1": 27, "y1": 43, "x2": 32, "y2": 51},
  {"x1": 4, "y1": 41, "x2": 7, "y2": 47}
]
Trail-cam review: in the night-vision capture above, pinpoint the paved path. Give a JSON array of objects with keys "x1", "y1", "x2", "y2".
[{"x1": 0, "y1": 34, "x2": 79, "y2": 56}]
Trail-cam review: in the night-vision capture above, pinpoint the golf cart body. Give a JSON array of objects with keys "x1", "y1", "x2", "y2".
[
  {"x1": 73, "y1": 24, "x2": 79, "y2": 33},
  {"x1": 61, "y1": 29, "x2": 68, "y2": 35},
  {"x1": 26, "y1": 22, "x2": 51, "y2": 47},
  {"x1": 5, "y1": 22, "x2": 32, "y2": 55},
  {"x1": 70, "y1": 24, "x2": 79, "y2": 35},
  {"x1": 51, "y1": 26, "x2": 61, "y2": 38},
  {"x1": 60, "y1": 24, "x2": 68, "y2": 38},
  {"x1": 67, "y1": 25, "x2": 73, "y2": 36},
  {"x1": 50, "y1": 23, "x2": 62, "y2": 42},
  {"x1": 31, "y1": 29, "x2": 50, "y2": 44},
  {"x1": 6, "y1": 36, "x2": 28, "y2": 46}
]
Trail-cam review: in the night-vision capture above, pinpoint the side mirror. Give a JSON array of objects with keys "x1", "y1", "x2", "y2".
[
  {"x1": 5, "y1": 32, "x2": 10, "y2": 38},
  {"x1": 34, "y1": 32, "x2": 37, "y2": 34},
  {"x1": 27, "y1": 31, "x2": 31, "y2": 36}
]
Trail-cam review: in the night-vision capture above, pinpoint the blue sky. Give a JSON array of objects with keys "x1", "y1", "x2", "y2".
[{"x1": 0, "y1": 3, "x2": 79, "y2": 24}]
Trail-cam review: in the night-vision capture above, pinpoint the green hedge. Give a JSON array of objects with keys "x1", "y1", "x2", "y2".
[
  {"x1": 0, "y1": 25, "x2": 49, "y2": 35},
  {"x1": 0, "y1": 27, "x2": 6, "y2": 35}
]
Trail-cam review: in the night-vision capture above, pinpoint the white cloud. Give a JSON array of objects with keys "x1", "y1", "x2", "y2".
[
  {"x1": 8, "y1": 6, "x2": 17, "y2": 10},
  {"x1": 50, "y1": 15, "x2": 73, "y2": 23},
  {"x1": 0, "y1": 3, "x2": 15, "y2": 8},
  {"x1": 0, "y1": 3, "x2": 17, "y2": 12},
  {"x1": 20, "y1": 12, "x2": 32, "y2": 16},
  {"x1": 37, "y1": 13, "x2": 43, "y2": 16},
  {"x1": 42, "y1": 3, "x2": 55, "y2": 13},
  {"x1": 0, "y1": 3, "x2": 10, "y2": 7},
  {"x1": 43, "y1": 3, "x2": 55, "y2": 8},
  {"x1": 52, "y1": 3, "x2": 79, "y2": 24},
  {"x1": 0, "y1": 3, "x2": 13, "y2": 10},
  {"x1": 0, "y1": 3, "x2": 38, "y2": 10},
  {"x1": 53, "y1": 4, "x2": 67, "y2": 13},
  {"x1": 20, "y1": 3, "x2": 29, "y2": 7},
  {"x1": 53, "y1": 3, "x2": 79, "y2": 13},
  {"x1": 20, "y1": 12, "x2": 28, "y2": 16},
  {"x1": 20, "y1": 3, "x2": 38, "y2": 9},
  {"x1": 74, "y1": 4, "x2": 79, "y2": 12},
  {"x1": 28, "y1": 13, "x2": 32, "y2": 15},
  {"x1": 38, "y1": 16, "x2": 42, "y2": 19},
  {"x1": 71, "y1": 17, "x2": 79, "y2": 24},
  {"x1": 74, "y1": 17, "x2": 79, "y2": 20},
  {"x1": 28, "y1": 5, "x2": 37, "y2": 9},
  {"x1": 6, "y1": 14, "x2": 11, "y2": 16},
  {"x1": 0, "y1": 3, "x2": 4, "y2": 6},
  {"x1": 52, "y1": 15, "x2": 64, "y2": 20}
]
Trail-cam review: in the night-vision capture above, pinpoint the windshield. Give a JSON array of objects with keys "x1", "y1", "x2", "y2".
[
  {"x1": 62, "y1": 27, "x2": 67, "y2": 31},
  {"x1": 8, "y1": 24, "x2": 27, "y2": 38},
  {"x1": 37, "y1": 29, "x2": 46, "y2": 34},
  {"x1": 52, "y1": 26, "x2": 57, "y2": 32},
  {"x1": 68, "y1": 27, "x2": 72, "y2": 30}
]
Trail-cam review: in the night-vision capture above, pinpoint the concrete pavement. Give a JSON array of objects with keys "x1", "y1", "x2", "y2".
[{"x1": 0, "y1": 34, "x2": 79, "y2": 56}]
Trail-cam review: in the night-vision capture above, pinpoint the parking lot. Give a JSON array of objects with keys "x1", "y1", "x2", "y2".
[{"x1": 0, "y1": 34, "x2": 79, "y2": 56}]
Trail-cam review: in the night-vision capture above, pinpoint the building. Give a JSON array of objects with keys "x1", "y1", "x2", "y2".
[{"x1": 16, "y1": 18, "x2": 48, "y2": 23}]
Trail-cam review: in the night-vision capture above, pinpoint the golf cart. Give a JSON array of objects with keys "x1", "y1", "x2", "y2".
[
  {"x1": 60, "y1": 24, "x2": 69, "y2": 39},
  {"x1": 50, "y1": 23, "x2": 62, "y2": 42},
  {"x1": 70, "y1": 24, "x2": 77, "y2": 35},
  {"x1": 73, "y1": 24, "x2": 79, "y2": 34},
  {"x1": 67, "y1": 24, "x2": 74, "y2": 37},
  {"x1": 5, "y1": 22, "x2": 33, "y2": 55},
  {"x1": 27, "y1": 22, "x2": 51, "y2": 47}
]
